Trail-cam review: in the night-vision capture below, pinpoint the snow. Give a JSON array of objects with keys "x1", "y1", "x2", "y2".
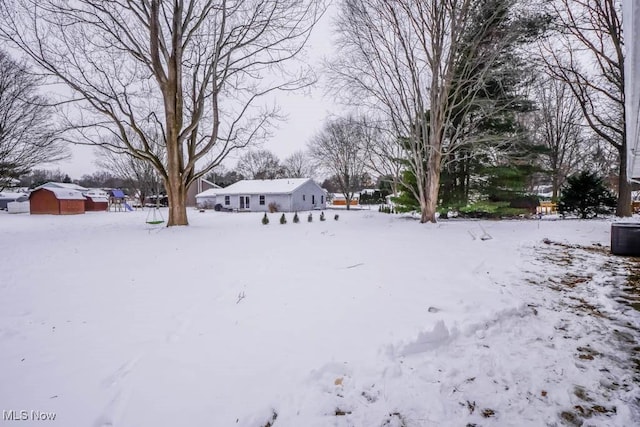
[
  {"x1": 1, "y1": 210, "x2": 639, "y2": 426},
  {"x1": 32, "y1": 187, "x2": 86, "y2": 200},
  {"x1": 36, "y1": 182, "x2": 89, "y2": 192},
  {"x1": 211, "y1": 178, "x2": 311, "y2": 195}
]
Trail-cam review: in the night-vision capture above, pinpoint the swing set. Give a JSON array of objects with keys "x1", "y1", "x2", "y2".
[{"x1": 145, "y1": 184, "x2": 165, "y2": 225}]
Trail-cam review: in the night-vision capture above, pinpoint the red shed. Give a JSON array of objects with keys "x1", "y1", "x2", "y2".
[
  {"x1": 29, "y1": 188, "x2": 86, "y2": 215},
  {"x1": 84, "y1": 195, "x2": 109, "y2": 211}
]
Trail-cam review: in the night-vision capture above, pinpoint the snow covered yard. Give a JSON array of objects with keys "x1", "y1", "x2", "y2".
[{"x1": 0, "y1": 210, "x2": 638, "y2": 426}]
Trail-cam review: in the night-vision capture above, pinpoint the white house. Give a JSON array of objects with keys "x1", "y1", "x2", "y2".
[{"x1": 201, "y1": 178, "x2": 326, "y2": 212}]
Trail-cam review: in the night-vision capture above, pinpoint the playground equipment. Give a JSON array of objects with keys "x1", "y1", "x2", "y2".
[{"x1": 146, "y1": 184, "x2": 165, "y2": 225}]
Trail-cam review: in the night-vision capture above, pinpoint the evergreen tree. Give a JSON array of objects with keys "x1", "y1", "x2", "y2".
[
  {"x1": 262, "y1": 213, "x2": 269, "y2": 225},
  {"x1": 308, "y1": 213, "x2": 313, "y2": 222},
  {"x1": 293, "y1": 212, "x2": 299, "y2": 223},
  {"x1": 280, "y1": 213, "x2": 287, "y2": 224},
  {"x1": 558, "y1": 171, "x2": 616, "y2": 219},
  {"x1": 320, "y1": 211, "x2": 325, "y2": 221}
]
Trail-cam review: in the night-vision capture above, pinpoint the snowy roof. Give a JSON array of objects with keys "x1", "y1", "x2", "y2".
[
  {"x1": 212, "y1": 178, "x2": 312, "y2": 195},
  {"x1": 0, "y1": 191, "x2": 28, "y2": 200},
  {"x1": 33, "y1": 187, "x2": 86, "y2": 200},
  {"x1": 37, "y1": 182, "x2": 89, "y2": 192},
  {"x1": 86, "y1": 196, "x2": 109, "y2": 203},
  {"x1": 195, "y1": 188, "x2": 218, "y2": 198}
]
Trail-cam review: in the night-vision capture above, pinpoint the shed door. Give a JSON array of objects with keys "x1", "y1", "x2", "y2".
[{"x1": 239, "y1": 195, "x2": 250, "y2": 210}]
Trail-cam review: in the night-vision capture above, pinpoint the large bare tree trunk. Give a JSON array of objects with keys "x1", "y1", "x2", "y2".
[
  {"x1": 423, "y1": 158, "x2": 442, "y2": 223},
  {"x1": 165, "y1": 176, "x2": 188, "y2": 226}
]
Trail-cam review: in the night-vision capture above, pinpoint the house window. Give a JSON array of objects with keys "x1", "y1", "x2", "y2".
[
  {"x1": 312, "y1": 194, "x2": 315, "y2": 204},
  {"x1": 259, "y1": 195, "x2": 265, "y2": 205},
  {"x1": 303, "y1": 194, "x2": 306, "y2": 201},
  {"x1": 224, "y1": 196, "x2": 230, "y2": 205},
  {"x1": 321, "y1": 195, "x2": 324, "y2": 204}
]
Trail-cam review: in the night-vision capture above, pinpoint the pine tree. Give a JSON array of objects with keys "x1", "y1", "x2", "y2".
[
  {"x1": 558, "y1": 171, "x2": 616, "y2": 219},
  {"x1": 262, "y1": 213, "x2": 269, "y2": 225},
  {"x1": 320, "y1": 211, "x2": 326, "y2": 221},
  {"x1": 308, "y1": 213, "x2": 313, "y2": 222},
  {"x1": 280, "y1": 213, "x2": 287, "y2": 224},
  {"x1": 293, "y1": 212, "x2": 299, "y2": 223}
]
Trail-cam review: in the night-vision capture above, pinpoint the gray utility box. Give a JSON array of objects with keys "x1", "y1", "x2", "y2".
[{"x1": 611, "y1": 223, "x2": 640, "y2": 256}]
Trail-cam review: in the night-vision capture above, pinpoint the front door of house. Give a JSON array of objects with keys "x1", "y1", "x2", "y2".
[{"x1": 239, "y1": 195, "x2": 250, "y2": 210}]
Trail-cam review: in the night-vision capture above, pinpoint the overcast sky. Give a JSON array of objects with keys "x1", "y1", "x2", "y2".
[{"x1": 50, "y1": 3, "x2": 339, "y2": 180}]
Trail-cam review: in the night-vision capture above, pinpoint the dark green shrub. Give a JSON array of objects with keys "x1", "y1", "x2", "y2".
[
  {"x1": 320, "y1": 211, "x2": 326, "y2": 221},
  {"x1": 262, "y1": 213, "x2": 269, "y2": 225},
  {"x1": 293, "y1": 212, "x2": 299, "y2": 223},
  {"x1": 280, "y1": 213, "x2": 287, "y2": 224},
  {"x1": 558, "y1": 171, "x2": 616, "y2": 219},
  {"x1": 334, "y1": 214, "x2": 339, "y2": 221},
  {"x1": 308, "y1": 213, "x2": 313, "y2": 222}
]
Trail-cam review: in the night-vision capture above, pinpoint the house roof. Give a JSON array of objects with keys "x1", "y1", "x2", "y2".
[
  {"x1": 212, "y1": 178, "x2": 312, "y2": 195},
  {"x1": 32, "y1": 187, "x2": 86, "y2": 200},
  {"x1": 37, "y1": 182, "x2": 89, "y2": 192},
  {"x1": 195, "y1": 188, "x2": 218, "y2": 198}
]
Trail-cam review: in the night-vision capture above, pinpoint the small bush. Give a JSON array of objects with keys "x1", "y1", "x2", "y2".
[
  {"x1": 308, "y1": 213, "x2": 313, "y2": 222},
  {"x1": 320, "y1": 211, "x2": 325, "y2": 221},
  {"x1": 334, "y1": 214, "x2": 339, "y2": 221},
  {"x1": 262, "y1": 213, "x2": 269, "y2": 225},
  {"x1": 558, "y1": 171, "x2": 616, "y2": 218},
  {"x1": 268, "y1": 202, "x2": 279, "y2": 213},
  {"x1": 293, "y1": 212, "x2": 299, "y2": 223},
  {"x1": 280, "y1": 213, "x2": 287, "y2": 224}
]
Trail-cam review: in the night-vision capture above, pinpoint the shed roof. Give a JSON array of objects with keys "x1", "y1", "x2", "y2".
[
  {"x1": 37, "y1": 182, "x2": 89, "y2": 192},
  {"x1": 32, "y1": 187, "x2": 86, "y2": 200},
  {"x1": 212, "y1": 178, "x2": 312, "y2": 195},
  {"x1": 86, "y1": 196, "x2": 109, "y2": 203},
  {"x1": 110, "y1": 189, "x2": 126, "y2": 198}
]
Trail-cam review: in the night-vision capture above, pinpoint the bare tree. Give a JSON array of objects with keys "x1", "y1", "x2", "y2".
[
  {"x1": 308, "y1": 115, "x2": 372, "y2": 209},
  {"x1": 283, "y1": 150, "x2": 315, "y2": 178},
  {"x1": 0, "y1": 0, "x2": 324, "y2": 225},
  {"x1": 235, "y1": 149, "x2": 285, "y2": 179},
  {"x1": 329, "y1": 0, "x2": 530, "y2": 222},
  {"x1": 95, "y1": 150, "x2": 162, "y2": 208},
  {"x1": 0, "y1": 50, "x2": 68, "y2": 188},
  {"x1": 539, "y1": 0, "x2": 629, "y2": 216},
  {"x1": 533, "y1": 77, "x2": 586, "y2": 200}
]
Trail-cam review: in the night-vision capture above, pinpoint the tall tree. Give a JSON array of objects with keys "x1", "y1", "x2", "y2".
[
  {"x1": 330, "y1": 0, "x2": 539, "y2": 222},
  {"x1": 533, "y1": 77, "x2": 586, "y2": 200},
  {"x1": 0, "y1": 0, "x2": 324, "y2": 225},
  {"x1": 308, "y1": 115, "x2": 372, "y2": 209},
  {"x1": 283, "y1": 150, "x2": 315, "y2": 178},
  {"x1": 235, "y1": 149, "x2": 285, "y2": 180},
  {"x1": 0, "y1": 50, "x2": 68, "y2": 188},
  {"x1": 539, "y1": 0, "x2": 629, "y2": 216}
]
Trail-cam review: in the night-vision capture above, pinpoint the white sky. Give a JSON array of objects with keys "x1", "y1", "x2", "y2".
[{"x1": 48, "y1": 3, "x2": 339, "y2": 180}]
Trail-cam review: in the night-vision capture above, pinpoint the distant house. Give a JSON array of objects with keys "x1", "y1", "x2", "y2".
[
  {"x1": 29, "y1": 188, "x2": 86, "y2": 215},
  {"x1": 331, "y1": 193, "x2": 359, "y2": 206},
  {"x1": 84, "y1": 190, "x2": 109, "y2": 211},
  {"x1": 202, "y1": 178, "x2": 326, "y2": 212},
  {"x1": 0, "y1": 191, "x2": 28, "y2": 210},
  {"x1": 187, "y1": 177, "x2": 220, "y2": 207}
]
